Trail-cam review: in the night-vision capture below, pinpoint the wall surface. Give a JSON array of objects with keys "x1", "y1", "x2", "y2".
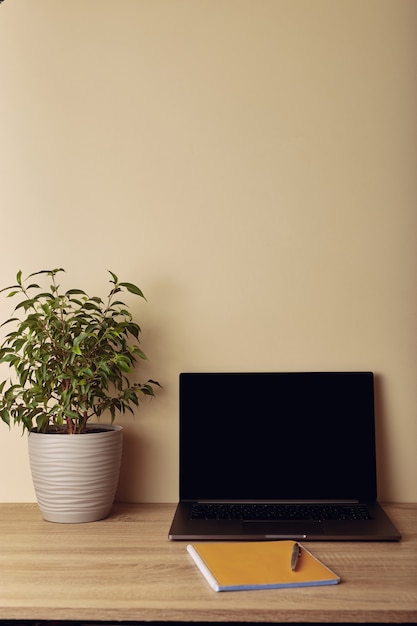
[{"x1": 0, "y1": 0, "x2": 416, "y2": 503}]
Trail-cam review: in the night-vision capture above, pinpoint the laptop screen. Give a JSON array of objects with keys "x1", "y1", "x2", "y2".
[{"x1": 179, "y1": 372, "x2": 377, "y2": 502}]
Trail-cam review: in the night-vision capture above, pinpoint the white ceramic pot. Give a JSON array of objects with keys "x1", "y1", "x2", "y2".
[{"x1": 28, "y1": 424, "x2": 123, "y2": 523}]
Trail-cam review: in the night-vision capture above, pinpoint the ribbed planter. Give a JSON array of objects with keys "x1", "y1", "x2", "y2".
[{"x1": 28, "y1": 424, "x2": 123, "y2": 523}]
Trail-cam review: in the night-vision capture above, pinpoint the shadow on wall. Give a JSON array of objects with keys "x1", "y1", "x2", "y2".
[
  {"x1": 115, "y1": 426, "x2": 150, "y2": 502},
  {"x1": 374, "y1": 374, "x2": 395, "y2": 501}
]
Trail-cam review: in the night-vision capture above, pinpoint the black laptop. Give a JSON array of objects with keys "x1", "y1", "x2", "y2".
[{"x1": 168, "y1": 372, "x2": 401, "y2": 541}]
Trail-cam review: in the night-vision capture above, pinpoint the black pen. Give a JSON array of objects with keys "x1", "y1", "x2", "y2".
[{"x1": 291, "y1": 542, "x2": 301, "y2": 571}]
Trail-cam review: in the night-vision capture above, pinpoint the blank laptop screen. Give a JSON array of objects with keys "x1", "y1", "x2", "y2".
[{"x1": 179, "y1": 372, "x2": 377, "y2": 502}]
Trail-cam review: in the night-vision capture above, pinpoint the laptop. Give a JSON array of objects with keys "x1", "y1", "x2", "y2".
[{"x1": 168, "y1": 372, "x2": 401, "y2": 541}]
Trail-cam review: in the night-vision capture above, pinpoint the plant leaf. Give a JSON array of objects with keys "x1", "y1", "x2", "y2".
[{"x1": 119, "y1": 282, "x2": 146, "y2": 298}]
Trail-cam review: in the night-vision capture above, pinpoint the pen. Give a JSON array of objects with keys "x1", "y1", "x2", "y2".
[{"x1": 291, "y1": 542, "x2": 301, "y2": 571}]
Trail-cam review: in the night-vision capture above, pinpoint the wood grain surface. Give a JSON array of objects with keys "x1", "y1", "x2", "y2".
[{"x1": 0, "y1": 502, "x2": 416, "y2": 623}]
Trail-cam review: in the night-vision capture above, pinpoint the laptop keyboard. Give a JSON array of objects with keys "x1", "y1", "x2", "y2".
[{"x1": 190, "y1": 502, "x2": 371, "y2": 522}]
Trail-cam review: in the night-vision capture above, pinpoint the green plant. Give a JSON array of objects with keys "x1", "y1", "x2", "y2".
[{"x1": 0, "y1": 268, "x2": 160, "y2": 434}]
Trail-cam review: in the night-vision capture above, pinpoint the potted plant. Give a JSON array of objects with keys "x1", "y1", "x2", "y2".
[{"x1": 0, "y1": 268, "x2": 160, "y2": 523}]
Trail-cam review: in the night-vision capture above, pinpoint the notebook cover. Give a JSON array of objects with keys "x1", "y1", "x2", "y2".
[{"x1": 187, "y1": 540, "x2": 340, "y2": 592}]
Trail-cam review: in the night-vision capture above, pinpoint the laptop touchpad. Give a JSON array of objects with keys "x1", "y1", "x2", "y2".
[{"x1": 243, "y1": 521, "x2": 323, "y2": 537}]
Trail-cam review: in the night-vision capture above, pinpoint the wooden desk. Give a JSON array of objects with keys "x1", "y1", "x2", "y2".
[{"x1": 0, "y1": 502, "x2": 416, "y2": 624}]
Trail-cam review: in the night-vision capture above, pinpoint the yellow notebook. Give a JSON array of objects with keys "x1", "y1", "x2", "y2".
[{"x1": 187, "y1": 540, "x2": 340, "y2": 592}]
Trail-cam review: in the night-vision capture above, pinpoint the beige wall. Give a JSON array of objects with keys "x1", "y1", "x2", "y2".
[{"x1": 0, "y1": 0, "x2": 416, "y2": 503}]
